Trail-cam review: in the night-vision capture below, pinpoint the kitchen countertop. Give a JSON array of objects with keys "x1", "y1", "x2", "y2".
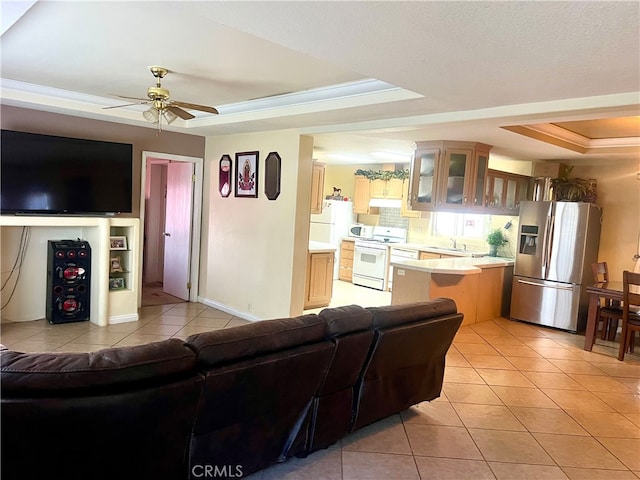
[
  {"x1": 391, "y1": 256, "x2": 514, "y2": 275},
  {"x1": 393, "y1": 242, "x2": 488, "y2": 257},
  {"x1": 308, "y1": 241, "x2": 337, "y2": 253}
]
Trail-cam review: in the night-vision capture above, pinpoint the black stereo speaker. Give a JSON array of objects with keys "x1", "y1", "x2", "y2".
[{"x1": 46, "y1": 240, "x2": 91, "y2": 324}]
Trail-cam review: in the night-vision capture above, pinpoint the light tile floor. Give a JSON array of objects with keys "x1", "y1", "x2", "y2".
[{"x1": 1, "y1": 280, "x2": 640, "y2": 479}]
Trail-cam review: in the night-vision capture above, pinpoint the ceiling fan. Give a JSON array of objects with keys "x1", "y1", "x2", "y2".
[{"x1": 104, "y1": 66, "x2": 218, "y2": 130}]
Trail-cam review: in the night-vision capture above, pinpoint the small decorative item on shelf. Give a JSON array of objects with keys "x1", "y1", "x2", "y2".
[
  {"x1": 486, "y1": 228, "x2": 508, "y2": 257},
  {"x1": 110, "y1": 256, "x2": 124, "y2": 273},
  {"x1": 109, "y1": 236, "x2": 127, "y2": 250},
  {"x1": 109, "y1": 277, "x2": 125, "y2": 290}
]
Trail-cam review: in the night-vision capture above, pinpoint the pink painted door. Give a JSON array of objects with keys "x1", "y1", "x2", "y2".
[{"x1": 163, "y1": 162, "x2": 194, "y2": 300}]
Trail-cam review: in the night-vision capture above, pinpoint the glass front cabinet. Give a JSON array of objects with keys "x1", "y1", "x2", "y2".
[{"x1": 409, "y1": 141, "x2": 492, "y2": 211}]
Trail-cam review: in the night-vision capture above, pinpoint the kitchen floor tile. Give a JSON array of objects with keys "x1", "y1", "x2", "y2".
[
  {"x1": 562, "y1": 467, "x2": 639, "y2": 480},
  {"x1": 341, "y1": 451, "x2": 419, "y2": 480},
  {"x1": 489, "y1": 386, "x2": 559, "y2": 409},
  {"x1": 414, "y1": 456, "x2": 496, "y2": 480},
  {"x1": 260, "y1": 448, "x2": 342, "y2": 480},
  {"x1": 492, "y1": 344, "x2": 541, "y2": 357},
  {"x1": 475, "y1": 368, "x2": 536, "y2": 387},
  {"x1": 478, "y1": 334, "x2": 524, "y2": 346},
  {"x1": 509, "y1": 406, "x2": 589, "y2": 435},
  {"x1": 540, "y1": 388, "x2": 616, "y2": 412},
  {"x1": 503, "y1": 356, "x2": 561, "y2": 372},
  {"x1": 547, "y1": 359, "x2": 608, "y2": 375},
  {"x1": 443, "y1": 366, "x2": 486, "y2": 384},
  {"x1": 532, "y1": 433, "x2": 626, "y2": 469},
  {"x1": 522, "y1": 371, "x2": 585, "y2": 390},
  {"x1": 404, "y1": 424, "x2": 483, "y2": 459},
  {"x1": 400, "y1": 401, "x2": 463, "y2": 427},
  {"x1": 566, "y1": 410, "x2": 640, "y2": 438},
  {"x1": 452, "y1": 403, "x2": 525, "y2": 431},
  {"x1": 443, "y1": 383, "x2": 503, "y2": 405},
  {"x1": 592, "y1": 391, "x2": 640, "y2": 414},
  {"x1": 468, "y1": 429, "x2": 554, "y2": 465},
  {"x1": 488, "y1": 462, "x2": 569, "y2": 480},
  {"x1": 568, "y1": 373, "x2": 631, "y2": 393},
  {"x1": 445, "y1": 349, "x2": 471, "y2": 367},
  {"x1": 342, "y1": 415, "x2": 411, "y2": 455},
  {"x1": 454, "y1": 342, "x2": 500, "y2": 355},
  {"x1": 595, "y1": 437, "x2": 640, "y2": 470},
  {"x1": 462, "y1": 354, "x2": 516, "y2": 370}
]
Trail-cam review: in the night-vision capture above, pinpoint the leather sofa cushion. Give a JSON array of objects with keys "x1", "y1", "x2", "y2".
[
  {"x1": 186, "y1": 314, "x2": 327, "y2": 367},
  {"x1": 366, "y1": 298, "x2": 457, "y2": 329},
  {"x1": 0, "y1": 338, "x2": 197, "y2": 395},
  {"x1": 319, "y1": 304, "x2": 372, "y2": 338}
]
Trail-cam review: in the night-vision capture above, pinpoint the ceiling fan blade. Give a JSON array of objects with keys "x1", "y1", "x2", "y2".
[
  {"x1": 102, "y1": 101, "x2": 150, "y2": 110},
  {"x1": 166, "y1": 105, "x2": 195, "y2": 120},
  {"x1": 112, "y1": 94, "x2": 150, "y2": 102},
  {"x1": 172, "y1": 100, "x2": 219, "y2": 115}
]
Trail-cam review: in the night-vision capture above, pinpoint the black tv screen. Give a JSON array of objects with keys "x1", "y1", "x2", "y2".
[{"x1": 1, "y1": 130, "x2": 133, "y2": 215}]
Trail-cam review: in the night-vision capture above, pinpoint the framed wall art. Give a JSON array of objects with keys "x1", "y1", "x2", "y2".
[
  {"x1": 219, "y1": 154, "x2": 232, "y2": 197},
  {"x1": 264, "y1": 151, "x2": 281, "y2": 200},
  {"x1": 235, "y1": 151, "x2": 259, "y2": 198}
]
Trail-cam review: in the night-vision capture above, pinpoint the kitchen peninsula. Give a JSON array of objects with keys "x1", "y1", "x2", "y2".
[{"x1": 391, "y1": 257, "x2": 514, "y2": 325}]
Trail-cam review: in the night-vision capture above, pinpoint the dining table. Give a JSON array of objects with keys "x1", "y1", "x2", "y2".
[{"x1": 583, "y1": 281, "x2": 624, "y2": 351}]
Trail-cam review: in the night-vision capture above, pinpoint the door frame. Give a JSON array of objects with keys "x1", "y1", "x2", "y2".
[{"x1": 140, "y1": 151, "x2": 203, "y2": 304}]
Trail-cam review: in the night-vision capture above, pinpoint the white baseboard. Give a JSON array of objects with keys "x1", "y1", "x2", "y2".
[
  {"x1": 197, "y1": 296, "x2": 259, "y2": 322},
  {"x1": 108, "y1": 313, "x2": 139, "y2": 324}
]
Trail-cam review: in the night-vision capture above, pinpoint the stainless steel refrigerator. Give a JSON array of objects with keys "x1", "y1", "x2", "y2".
[{"x1": 510, "y1": 201, "x2": 602, "y2": 332}]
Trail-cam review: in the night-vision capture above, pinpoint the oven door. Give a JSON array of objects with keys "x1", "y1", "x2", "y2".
[{"x1": 353, "y1": 245, "x2": 387, "y2": 290}]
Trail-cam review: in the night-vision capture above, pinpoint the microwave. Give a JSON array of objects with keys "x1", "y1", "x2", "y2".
[{"x1": 349, "y1": 224, "x2": 374, "y2": 239}]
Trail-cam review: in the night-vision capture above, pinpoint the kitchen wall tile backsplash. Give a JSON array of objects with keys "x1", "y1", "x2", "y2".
[{"x1": 378, "y1": 207, "x2": 410, "y2": 230}]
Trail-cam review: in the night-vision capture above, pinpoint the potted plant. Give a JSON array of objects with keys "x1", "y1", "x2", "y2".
[{"x1": 486, "y1": 228, "x2": 508, "y2": 257}]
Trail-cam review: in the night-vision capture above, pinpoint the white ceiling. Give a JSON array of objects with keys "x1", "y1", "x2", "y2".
[{"x1": 1, "y1": 1, "x2": 639, "y2": 165}]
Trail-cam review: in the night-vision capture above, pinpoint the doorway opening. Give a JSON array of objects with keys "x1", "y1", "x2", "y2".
[{"x1": 140, "y1": 152, "x2": 203, "y2": 307}]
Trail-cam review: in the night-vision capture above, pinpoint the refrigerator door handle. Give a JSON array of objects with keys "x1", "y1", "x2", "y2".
[
  {"x1": 516, "y1": 278, "x2": 574, "y2": 291},
  {"x1": 541, "y1": 213, "x2": 551, "y2": 277},
  {"x1": 545, "y1": 214, "x2": 555, "y2": 278}
]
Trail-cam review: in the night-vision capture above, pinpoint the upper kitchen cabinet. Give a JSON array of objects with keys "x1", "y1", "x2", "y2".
[
  {"x1": 409, "y1": 146, "x2": 440, "y2": 210},
  {"x1": 353, "y1": 175, "x2": 371, "y2": 214},
  {"x1": 409, "y1": 141, "x2": 492, "y2": 211},
  {"x1": 369, "y1": 178, "x2": 403, "y2": 199},
  {"x1": 310, "y1": 161, "x2": 326, "y2": 214},
  {"x1": 485, "y1": 169, "x2": 532, "y2": 213}
]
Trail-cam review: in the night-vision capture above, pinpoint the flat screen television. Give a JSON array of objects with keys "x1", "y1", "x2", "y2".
[{"x1": 1, "y1": 130, "x2": 133, "y2": 215}]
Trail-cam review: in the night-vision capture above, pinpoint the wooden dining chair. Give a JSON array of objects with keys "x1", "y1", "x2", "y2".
[
  {"x1": 592, "y1": 262, "x2": 623, "y2": 340},
  {"x1": 617, "y1": 270, "x2": 640, "y2": 361}
]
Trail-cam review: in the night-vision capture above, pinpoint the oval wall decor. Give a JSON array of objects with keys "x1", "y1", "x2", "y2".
[
  {"x1": 264, "y1": 151, "x2": 281, "y2": 200},
  {"x1": 219, "y1": 154, "x2": 232, "y2": 197}
]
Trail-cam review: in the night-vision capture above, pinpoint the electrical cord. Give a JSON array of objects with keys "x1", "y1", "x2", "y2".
[{"x1": 1, "y1": 226, "x2": 30, "y2": 310}]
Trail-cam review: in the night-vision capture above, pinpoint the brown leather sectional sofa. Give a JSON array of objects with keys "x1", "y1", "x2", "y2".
[{"x1": 1, "y1": 299, "x2": 462, "y2": 480}]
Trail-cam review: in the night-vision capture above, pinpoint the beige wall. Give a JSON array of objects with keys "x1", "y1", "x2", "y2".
[
  {"x1": 200, "y1": 130, "x2": 312, "y2": 320},
  {"x1": 569, "y1": 158, "x2": 640, "y2": 281}
]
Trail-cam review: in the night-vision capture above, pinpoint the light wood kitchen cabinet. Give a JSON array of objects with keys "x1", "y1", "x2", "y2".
[
  {"x1": 409, "y1": 141, "x2": 492, "y2": 211},
  {"x1": 353, "y1": 175, "x2": 371, "y2": 214},
  {"x1": 310, "y1": 162, "x2": 326, "y2": 214},
  {"x1": 304, "y1": 251, "x2": 334, "y2": 309},
  {"x1": 339, "y1": 239, "x2": 355, "y2": 282},
  {"x1": 485, "y1": 169, "x2": 531, "y2": 213},
  {"x1": 401, "y1": 178, "x2": 420, "y2": 218},
  {"x1": 369, "y1": 178, "x2": 403, "y2": 199}
]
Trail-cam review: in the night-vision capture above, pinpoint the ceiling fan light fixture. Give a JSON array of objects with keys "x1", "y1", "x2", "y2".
[
  {"x1": 143, "y1": 107, "x2": 159, "y2": 123},
  {"x1": 163, "y1": 109, "x2": 177, "y2": 124}
]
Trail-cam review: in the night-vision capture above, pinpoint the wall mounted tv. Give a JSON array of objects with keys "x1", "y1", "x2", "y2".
[{"x1": 1, "y1": 130, "x2": 133, "y2": 215}]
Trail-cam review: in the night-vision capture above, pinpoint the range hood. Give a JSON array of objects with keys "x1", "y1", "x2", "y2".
[{"x1": 369, "y1": 198, "x2": 402, "y2": 208}]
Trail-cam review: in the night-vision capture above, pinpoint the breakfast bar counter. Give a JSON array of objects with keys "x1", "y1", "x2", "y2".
[{"x1": 391, "y1": 257, "x2": 514, "y2": 325}]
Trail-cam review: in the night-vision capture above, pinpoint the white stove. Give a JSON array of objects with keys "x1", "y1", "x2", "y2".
[{"x1": 353, "y1": 227, "x2": 406, "y2": 290}]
